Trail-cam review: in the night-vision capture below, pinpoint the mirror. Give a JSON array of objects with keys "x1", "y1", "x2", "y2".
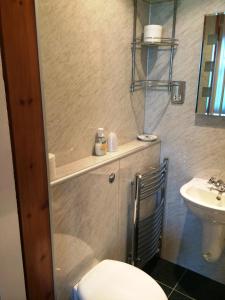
[{"x1": 196, "y1": 12, "x2": 225, "y2": 116}]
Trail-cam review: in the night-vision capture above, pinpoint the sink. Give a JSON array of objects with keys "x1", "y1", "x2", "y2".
[
  {"x1": 180, "y1": 178, "x2": 225, "y2": 223},
  {"x1": 180, "y1": 178, "x2": 225, "y2": 262}
]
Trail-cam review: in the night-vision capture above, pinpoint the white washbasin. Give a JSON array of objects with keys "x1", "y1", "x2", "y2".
[
  {"x1": 180, "y1": 178, "x2": 225, "y2": 262},
  {"x1": 180, "y1": 178, "x2": 225, "y2": 216}
]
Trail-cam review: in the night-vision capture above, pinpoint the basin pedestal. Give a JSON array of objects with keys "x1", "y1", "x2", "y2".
[
  {"x1": 180, "y1": 178, "x2": 225, "y2": 262},
  {"x1": 202, "y1": 221, "x2": 225, "y2": 262}
]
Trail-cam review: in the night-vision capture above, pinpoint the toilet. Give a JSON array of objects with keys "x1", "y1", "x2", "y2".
[{"x1": 73, "y1": 260, "x2": 167, "y2": 300}]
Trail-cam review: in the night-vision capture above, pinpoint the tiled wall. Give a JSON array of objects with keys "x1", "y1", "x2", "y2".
[
  {"x1": 37, "y1": 0, "x2": 225, "y2": 288},
  {"x1": 37, "y1": 0, "x2": 147, "y2": 166},
  {"x1": 36, "y1": 2, "x2": 162, "y2": 298},
  {"x1": 144, "y1": 0, "x2": 225, "y2": 284}
]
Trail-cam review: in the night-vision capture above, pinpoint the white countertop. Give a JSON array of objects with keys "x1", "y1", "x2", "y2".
[{"x1": 50, "y1": 139, "x2": 160, "y2": 186}]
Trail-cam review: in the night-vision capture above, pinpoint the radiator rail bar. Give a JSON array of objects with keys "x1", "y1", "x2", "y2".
[{"x1": 128, "y1": 158, "x2": 168, "y2": 268}]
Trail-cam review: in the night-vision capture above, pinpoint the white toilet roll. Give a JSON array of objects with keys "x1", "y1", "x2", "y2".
[
  {"x1": 48, "y1": 153, "x2": 56, "y2": 180},
  {"x1": 144, "y1": 25, "x2": 162, "y2": 43}
]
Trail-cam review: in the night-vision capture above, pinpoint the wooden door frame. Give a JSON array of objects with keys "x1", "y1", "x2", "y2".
[{"x1": 0, "y1": 1, "x2": 54, "y2": 299}]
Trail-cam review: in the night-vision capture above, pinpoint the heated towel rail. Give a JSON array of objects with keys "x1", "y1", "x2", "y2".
[{"x1": 128, "y1": 158, "x2": 168, "y2": 268}]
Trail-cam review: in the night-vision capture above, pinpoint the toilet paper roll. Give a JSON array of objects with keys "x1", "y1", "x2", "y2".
[
  {"x1": 144, "y1": 25, "x2": 162, "y2": 43},
  {"x1": 48, "y1": 153, "x2": 56, "y2": 180}
]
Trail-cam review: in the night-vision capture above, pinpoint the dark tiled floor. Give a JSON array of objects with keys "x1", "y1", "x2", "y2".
[
  {"x1": 143, "y1": 257, "x2": 225, "y2": 300},
  {"x1": 177, "y1": 270, "x2": 225, "y2": 300},
  {"x1": 144, "y1": 256, "x2": 186, "y2": 287},
  {"x1": 157, "y1": 282, "x2": 173, "y2": 296}
]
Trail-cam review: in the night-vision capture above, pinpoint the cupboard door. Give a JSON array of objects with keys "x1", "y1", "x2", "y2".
[
  {"x1": 51, "y1": 161, "x2": 119, "y2": 299},
  {"x1": 118, "y1": 143, "x2": 160, "y2": 260}
]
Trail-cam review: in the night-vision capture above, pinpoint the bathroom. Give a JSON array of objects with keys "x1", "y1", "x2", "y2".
[{"x1": 0, "y1": 0, "x2": 225, "y2": 299}]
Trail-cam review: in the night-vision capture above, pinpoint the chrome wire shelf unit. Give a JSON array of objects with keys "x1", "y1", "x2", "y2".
[
  {"x1": 131, "y1": 0, "x2": 180, "y2": 96},
  {"x1": 133, "y1": 37, "x2": 179, "y2": 48},
  {"x1": 128, "y1": 158, "x2": 169, "y2": 268},
  {"x1": 143, "y1": 0, "x2": 174, "y2": 4},
  {"x1": 131, "y1": 79, "x2": 180, "y2": 91}
]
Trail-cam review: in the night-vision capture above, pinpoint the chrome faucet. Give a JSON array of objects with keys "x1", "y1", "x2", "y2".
[{"x1": 208, "y1": 177, "x2": 225, "y2": 200}]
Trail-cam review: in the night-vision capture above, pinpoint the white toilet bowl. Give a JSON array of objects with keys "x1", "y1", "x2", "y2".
[{"x1": 73, "y1": 260, "x2": 167, "y2": 300}]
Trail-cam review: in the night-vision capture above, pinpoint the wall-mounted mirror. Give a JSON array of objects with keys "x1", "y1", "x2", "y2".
[{"x1": 196, "y1": 12, "x2": 225, "y2": 116}]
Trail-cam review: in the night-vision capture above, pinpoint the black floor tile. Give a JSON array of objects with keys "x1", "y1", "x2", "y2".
[
  {"x1": 176, "y1": 270, "x2": 225, "y2": 300},
  {"x1": 170, "y1": 291, "x2": 196, "y2": 300},
  {"x1": 157, "y1": 281, "x2": 173, "y2": 296},
  {"x1": 144, "y1": 257, "x2": 186, "y2": 288}
]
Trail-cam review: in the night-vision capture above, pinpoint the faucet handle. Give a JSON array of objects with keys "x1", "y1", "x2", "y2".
[
  {"x1": 216, "y1": 179, "x2": 224, "y2": 187},
  {"x1": 208, "y1": 176, "x2": 216, "y2": 184}
]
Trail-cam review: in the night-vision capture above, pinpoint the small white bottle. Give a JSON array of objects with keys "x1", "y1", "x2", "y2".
[
  {"x1": 95, "y1": 128, "x2": 107, "y2": 156},
  {"x1": 107, "y1": 132, "x2": 118, "y2": 152}
]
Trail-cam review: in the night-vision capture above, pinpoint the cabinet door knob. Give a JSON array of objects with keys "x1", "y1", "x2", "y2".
[{"x1": 109, "y1": 173, "x2": 116, "y2": 183}]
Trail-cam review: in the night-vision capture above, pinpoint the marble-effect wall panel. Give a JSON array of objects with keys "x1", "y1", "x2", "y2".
[
  {"x1": 37, "y1": 0, "x2": 147, "y2": 166},
  {"x1": 144, "y1": 0, "x2": 225, "y2": 284},
  {"x1": 51, "y1": 161, "x2": 120, "y2": 299}
]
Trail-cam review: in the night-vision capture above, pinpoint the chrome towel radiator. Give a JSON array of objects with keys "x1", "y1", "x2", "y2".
[{"x1": 128, "y1": 158, "x2": 168, "y2": 268}]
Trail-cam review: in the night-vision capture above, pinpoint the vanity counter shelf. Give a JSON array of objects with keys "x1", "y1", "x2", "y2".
[{"x1": 50, "y1": 139, "x2": 160, "y2": 186}]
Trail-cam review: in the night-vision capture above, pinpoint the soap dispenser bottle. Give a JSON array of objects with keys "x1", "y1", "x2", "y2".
[{"x1": 95, "y1": 128, "x2": 107, "y2": 156}]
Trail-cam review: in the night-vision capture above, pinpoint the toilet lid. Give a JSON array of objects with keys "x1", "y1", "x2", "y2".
[{"x1": 77, "y1": 260, "x2": 167, "y2": 300}]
